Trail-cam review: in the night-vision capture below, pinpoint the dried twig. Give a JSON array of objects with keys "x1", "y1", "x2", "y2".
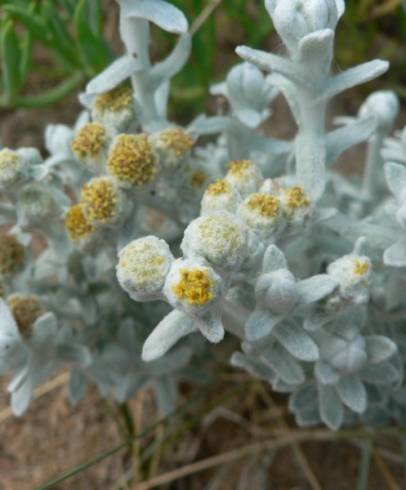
[
  {"x1": 133, "y1": 431, "x2": 340, "y2": 490},
  {"x1": 189, "y1": 0, "x2": 223, "y2": 36}
]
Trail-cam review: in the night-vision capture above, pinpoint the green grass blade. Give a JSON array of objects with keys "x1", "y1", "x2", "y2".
[
  {"x1": 36, "y1": 384, "x2": 215, "y2": 490},
  {"x1": 1, "y1": 18, "x2": 22, "y2": 103},
  {"x1": 356, "y1": 440, "x2": 372, "y2": 490}
]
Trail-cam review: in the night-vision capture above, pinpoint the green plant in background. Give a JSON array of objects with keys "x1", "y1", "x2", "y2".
[
  {"x1": 1, "y1": 0, "x2": 406, "y2": 112},
  {"x1": 0, "y1": 0, "x2": 113, "y2": 108},
  {"x1": 0, "y1": 0, "x2": 273, "y2": 111}
]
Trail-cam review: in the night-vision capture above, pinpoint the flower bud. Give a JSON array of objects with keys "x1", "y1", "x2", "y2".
[
  {"x1": 80, "y1": 176, "x2": 126, "y2": 227},
  {"x1": 237, "y1": 192, "x2": 283, "y2": 238},
  {"x1": 92, "y1": 85, "x2": 136, "y2": 132},
  {"x1": 327, "y1": 254, "x2": 372, "y2": 304},
  {"x1": 19, "y1": 184, "x2": 57, "y2": 227},
  {"x1": 117, "y1": 236, "x2": 173, "y2": 301},
  {"x1": 150, "y1": 127, "x2": 194, "y2": 169},
  {"x1": 163, "y1": 259, "x2": 223, "y2": 315},
  {"x1": 320, "y1": 329, "x2": 367, "y2": 373},
  {"x1": 267, "y1": 0, "x2": 339, "y2": 55},
  {"x1": 201, "y1": 179, "x2": 242, "y2": 215},
  {"x1": 65, "y1": 203, "x2": 99, "y2": 250},
  {"x1": 0, "y1": 148, "x2": 28, "y2": 191},
  {"x1": 224, "y1": 160, "x2": 263, "y2": 198},
  {"x1": 359, "y1": 91, "x2": 399, "y2": 133},
  {"x1": 0, "y1": 233, "x2": 25, "y2": 280},
  {"x1": 181, "y1": 213, "x2": 248, "y2": 272},
  {"x1": 255, "y1": 269, "x2": 299, "y2": 314},
  {"x1": 7, "y1": 294, "x2": 45, "y2": 338},
  {"x1": 71, "y1": 122, "x2": 111, "y2": 171},
  {"x1": 107, "y1": 134, "x2": 159, "y2": 188},
  {"x1": 280, "y1": 186, "x2": 313, "y2": 224}
]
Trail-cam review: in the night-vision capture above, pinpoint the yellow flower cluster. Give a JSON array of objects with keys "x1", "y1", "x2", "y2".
[{"x1": 173, "y1": 268, "x2": 214, "y2": 306}]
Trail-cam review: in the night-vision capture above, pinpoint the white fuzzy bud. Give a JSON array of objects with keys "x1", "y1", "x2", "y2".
[
  {"x1": 327, "y1": 254, "x2": 372, "y2": 304},
  {"x1": 359, "y1": 91, "x2": 399, "y2": 133},
  {"x1": 117, "y1": 236, "x2": 174, "y2": 301},
  {"x1": 224, "y1": 160, "x2": 263, "y2": 198},
  {"x1": 181, "y1": 213, "x2": 248, "y2": 272},
  {"x1": 255, "y1": 269, "x2": 299, "y2": 314},
  {"x1": 237, "y1": 192, "x2": 283, "y2": 238},
  {"x1": 201, "y1": 179, "x2": 242, "y2": 216},
  {"x1": 267, "y1": 0, "x2": 340, "y2": 55}
]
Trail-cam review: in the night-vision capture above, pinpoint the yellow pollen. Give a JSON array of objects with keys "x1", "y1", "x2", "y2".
[
  {"x1": 207, "y1": 179, "x2": 232, "y2": 196},
  {"x1": 71, "y1": 123, "x2": 107, "y2": 160},
  {"x1": 7, "y1": 294, "x2": 44, "y2": 337},
  {"x1": 108, "y1": 134, "x2": 157, "y2": 187},
  {"x1": 0, "y1": 233, "x2": 25, "y2": 278},
  {"x1": 247, "y1": 193, "x2": 280, "y2": 218},
  {"x1": 173, "y1": 268, "x2": 215, "y2": 306},
  {"x1": 190, "y1": 170, "x2": 207, "y2": 188},
  {"x1": 0, "y1": 149, "x2": 20, "y2": 171},
  {"x1": 94, "y1": 85, "x2": 133, "y2": 113},
  {"x1": 81, "y1": 177, "x2": 120, "y2": 224},
  {"x1": 354, "y1": 260, "x2": 370, "y2": 277},
  {"x1": 228, "y1": 160, "x2": 253, "y2": 178},
  {"x1": 65, "y1": 204, "x2": 96, "y2": 241},
  {"x1": 286, "y1": 186, "x2": 311, "y2": 209},
  {"x1": 160, "y1": 128, "x2": 194, "y2": 158}
]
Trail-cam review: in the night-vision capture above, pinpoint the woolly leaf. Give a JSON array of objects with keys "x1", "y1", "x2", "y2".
[
  {"x1": 337, "y1": 375, "x2": 367, "y2": 414},
  {"x1": 318, "y1": 384, "x2": 344, "y2": 430},
  {"x1": 365, "y1": 336, "x2": 397, "y2": 364},
  {"x1": 142, "y1": 311, "x2": 196, "y2": 362},
  {"x1": 122, "y1": 0, "x2": 188, "y2": 34},
  {"x1": 273, "y1": 322, "x2": 319, "y2": 361}
]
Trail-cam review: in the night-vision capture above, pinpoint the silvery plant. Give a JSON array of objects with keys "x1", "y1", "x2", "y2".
[{"x1": 0, "y1": 0, "x2": 404, "y2": 432}]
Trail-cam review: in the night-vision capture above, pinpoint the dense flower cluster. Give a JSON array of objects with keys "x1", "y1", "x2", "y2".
[{"x1": 0, "y1": 0, "x2": 404, "y2": 431}]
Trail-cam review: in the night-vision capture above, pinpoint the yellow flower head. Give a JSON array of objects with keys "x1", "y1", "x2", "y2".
[
  {"x1": 173, "y1": 268, "x2": 215, "y2": 306},
  {"x1": 71, "y1": 123, "x2": 108, "y2": 161},
  {"x1": 94, "y1": 85, "x2": 133, "y2": 114},
  {"x1": 81, "y1": 176, "x2": 123, "y2": 226},
  {"x1": 228, "y1": 160, "x2": 253, "y2": 178},
  {"x1": 65, "y1": 203, "x2": 96, "y2": 241},
  {"x1": 108, "y1": 134, "x2": 158, "y2": 187},
  {"x1": 7, "y1": 293, "x2": 44, "y2": 337},
  {"x1": 0, "y1": 149, "x2": 24, "y2": 186},
  {"x1": 285, "y1": 186, "x2": 311, "y2": 210},
  {"x1": 354, "y1": 259, "x2": 370, "y2": 277},
  {"x1": 247, "y1": 193, "x2": 280, "y2": 218},
  {"x1": 155, "y1": 128, "x2": 194, "y2": 160},
  {"x1": 0, "y1": 233, "x2": 25, "y2": 279},
  {"x1": 206, "y1": 179, "x2": 232, "y2": 196}
]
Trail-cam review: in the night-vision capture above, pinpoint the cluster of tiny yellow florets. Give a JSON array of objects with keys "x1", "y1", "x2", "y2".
[
  {"x1": 173, "y1": 268, "x2": 214, "y2": 306},
  {"x1": 0, "y1": 149, "x2": 24, "y2": 186},
  {"x1": 285, "y1": 186, "x2": 311, "y2": 210},
  {"x1": 65, "y1": 203, "x2": 96, "y2": 241},
  {"x1": 7, "y1": 293, "x2": 44, "y2": 336},
  {"x1": 108, "y1": 134, "x2": 158, "y2": 187},
  {"x1": 228, "y1": 160, "x2": 253, "y2": 178},
  {"x1": 247, "y1": 193, "x2": 280, "y2": 217},
  {"x1": 119, "y1": 241, "x2": 167, "y2": 284},
  {"x1": 81, "y1": 177, "x2": 121, "y2": 225},
  {"x1": 354, "y1": 259, "x2": 370, "y2": 277},
  {"x1": 71, "y1": 123, "x2": 108, "y2": 160},
  {"x1": 0, "y1": 233, "x2": 25, "y2": 278},
  {"x1": 159, "y1": 128, "x2": 194, "y2": 159},
  {"x1": 206, "y1": 179, "x2": 232, "y2": 196},
  {"x1": 94, "y1": 85, "x2": 133, "y2": 114}
]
